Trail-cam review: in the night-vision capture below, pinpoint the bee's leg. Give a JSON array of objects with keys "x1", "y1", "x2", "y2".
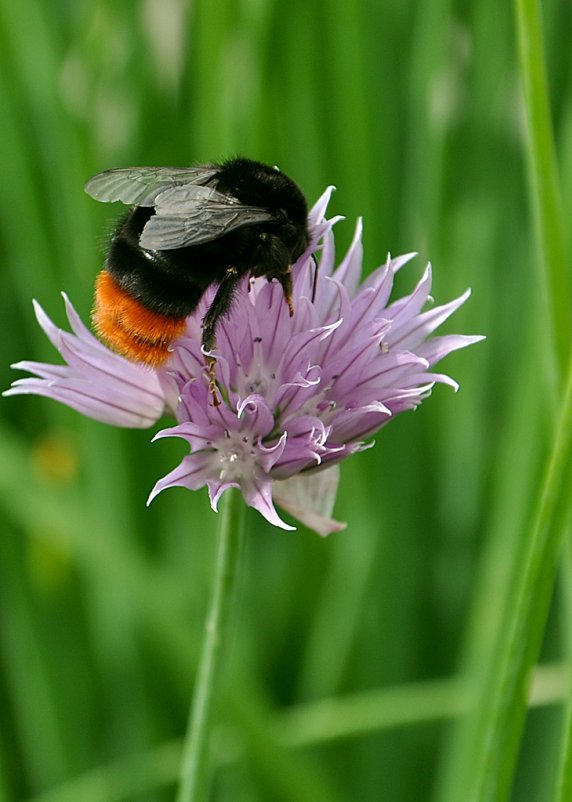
[
  {"x1": 310, "y1": 254, "x2": 319, "y2": 303},
  {"x1": 202, "y1": 267, "x2": 240, "y2": 406},
  {"x1": 278, "y1": 266, "x2": 294, "y2": 317}
]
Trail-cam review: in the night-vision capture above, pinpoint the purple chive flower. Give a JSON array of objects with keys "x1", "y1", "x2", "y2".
[{"x1": 4, "y1": 188, "x2": 483, "y2": 534}]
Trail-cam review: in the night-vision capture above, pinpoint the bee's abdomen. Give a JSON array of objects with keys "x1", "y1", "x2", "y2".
[{"x1": 92, "y1": 270, "x2": 187, "y2": 366}]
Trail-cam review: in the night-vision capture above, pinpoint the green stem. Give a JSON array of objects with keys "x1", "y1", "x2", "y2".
[
  {"x1": 514, "y1": 0, "x2": 570, "y2": 380},
  {"x1": 457, "y1": 349, "x2": 572, "y2": 802},
  {"x1": 175, "y1": 489, "x2": 246, "y2": 802},
  {"x1": 515, "y1": 2, "x2": 572, "y2": 801},
  {"x1": 555, "y1": 545, "x2": 572, "y2": 802},
  {"x1": 439, "y1": 3, "x2": 572, "y2": 801}
]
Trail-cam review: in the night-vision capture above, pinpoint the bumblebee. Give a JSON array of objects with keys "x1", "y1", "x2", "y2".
[{"x1": 85, "y1": 157, "x2": 310, "y2": 403}]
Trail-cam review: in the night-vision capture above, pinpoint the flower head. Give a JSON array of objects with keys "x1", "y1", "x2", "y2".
[{"x1": 4, "y1": 188, "x2": 483, "y2": 534}]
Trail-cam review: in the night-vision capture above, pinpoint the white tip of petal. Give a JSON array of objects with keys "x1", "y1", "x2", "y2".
[
  {"x1": 310, "y1": 185, "x2": 336, "y2": 220},
  {"x1": 391, "y1": 252, "x2": 418, "y2": 272}
]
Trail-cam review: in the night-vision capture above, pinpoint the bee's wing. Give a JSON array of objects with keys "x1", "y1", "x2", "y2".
[
  {"x1": 139, "y1": 185, "x2": 273, "y2": 250},
  {"x1": 84, "y1": 166, "x2": 218, "y2": 207}
]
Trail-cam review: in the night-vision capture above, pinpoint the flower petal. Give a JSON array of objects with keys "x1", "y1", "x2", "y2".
[
  {"x1": 147, "y1": 453, "x2": 214, "y2": 504},
  {"x1": 241, "y1": 473, "x2": 296, "y2": 531},
  {"x1": 273, "y1": 465, "x2": 347, "y2": 536},
  {"x1": 333, "y1": 218, "x2": 363, "y2": 298},
  {"x1": 5, "y1": 299, "x2": 166, "y2": 428}
]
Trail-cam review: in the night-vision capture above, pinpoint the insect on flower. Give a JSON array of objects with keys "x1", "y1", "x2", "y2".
[
  {"x1": 5, "y1": 183, "x2": 484, "y2": 534},
  {"x1": 85, "y1": 157, "x2": 310, "y2": 404}
]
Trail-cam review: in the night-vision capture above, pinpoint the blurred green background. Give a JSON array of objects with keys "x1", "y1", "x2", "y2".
[{"x1": 0, "y1": 0, "x2": 570, "y2": 800}]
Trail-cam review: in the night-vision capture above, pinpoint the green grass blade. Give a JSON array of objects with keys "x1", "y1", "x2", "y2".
[
  {"x1": 514, "y1": 0, "x2": 570, "y2": 378},
  {"x1": 440, "y1": 350, "x2": 572, "y2": 801}
]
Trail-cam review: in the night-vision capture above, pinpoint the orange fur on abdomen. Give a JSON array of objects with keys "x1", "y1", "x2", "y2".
[{"x1": 92, "y1": 271, "x2": 187, "y2": 366}]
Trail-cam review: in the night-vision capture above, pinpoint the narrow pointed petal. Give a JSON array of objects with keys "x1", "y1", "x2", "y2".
[
  {"x1": 333, "y1": 218, "x2": 363, "y2": 298},
  {"x1": 242, "y1": 474, "x2": 296, "y2": 531},
  {"x1": 147, "y1": 453, "x2": 213, "y2": 504},
  {"x1": 390, "y1": 289, "x2": 475, "y2": 350}
]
